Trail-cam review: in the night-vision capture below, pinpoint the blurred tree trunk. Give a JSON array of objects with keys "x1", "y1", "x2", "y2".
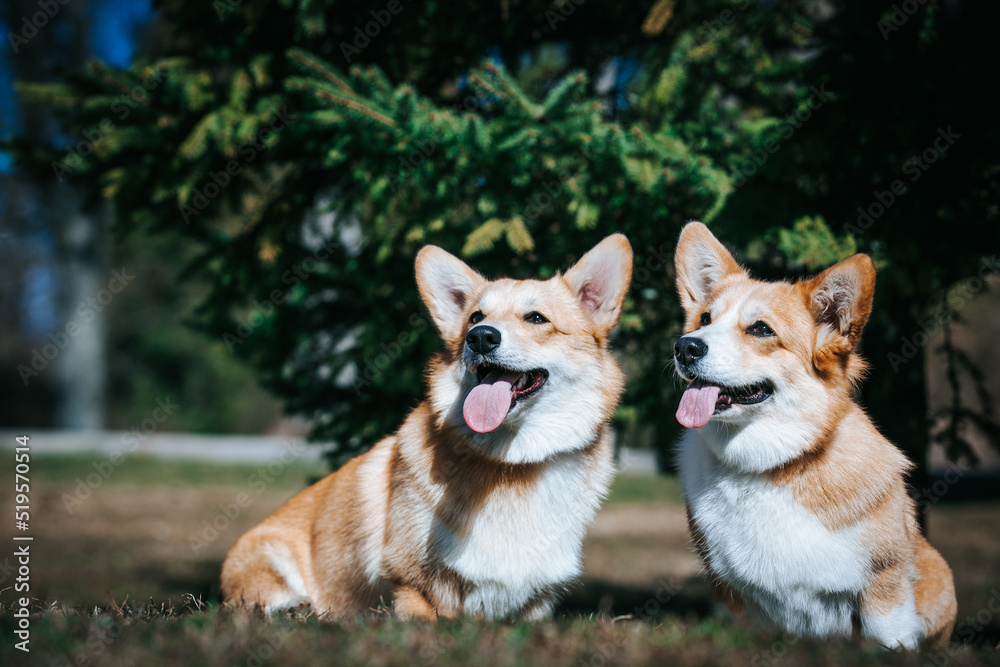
[
  {"x1": 50, "y1": 184, "x2": 108, "y2": 429},
  {"x1": 3, "y1": 0, "x2": 108, "y2": 429}
]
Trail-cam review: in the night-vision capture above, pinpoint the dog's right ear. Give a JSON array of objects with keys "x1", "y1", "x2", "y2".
[
  {"x1": 415, "y1": 246, "x2": 487, "y2": 341},
  {"x1": 674, "y1": 222, "x2": 745, "y2": 314}
]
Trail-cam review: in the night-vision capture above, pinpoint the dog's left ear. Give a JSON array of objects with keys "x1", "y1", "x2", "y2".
[
  {"x1": 804, "y1": 254, "x2": 876, "y2": 348},
  {"x1": 564, "y1": 234, "x2": 633, "y2": 336},
  {"x1": 415, "y1": 246, "x2": 487, "y2": 341}
]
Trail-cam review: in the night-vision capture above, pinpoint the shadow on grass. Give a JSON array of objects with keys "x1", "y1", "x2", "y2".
[
  {"x1": 176, "y1": 564, "x2": 714, "y2": 622},
  {"x1": 168, "y1": 563, "x2": 1000, "y2": 652},
  {"x1": 557, "y1": 576, "x2": 713, "y2": 620}
]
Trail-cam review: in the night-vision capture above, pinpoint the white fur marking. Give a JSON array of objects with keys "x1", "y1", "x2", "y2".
[
  {"x1": 433, "y1": 453, "x2": 612, "y2": 619},
  {"x1": 680, "y1": 435, "x2": 869, "y2": 637},
  {"x1": 263, "y1": 542, "x2": 309, "y2": 611},
  {"x1": 861, "y1": 594, "x2": 924, "y2": 649}
]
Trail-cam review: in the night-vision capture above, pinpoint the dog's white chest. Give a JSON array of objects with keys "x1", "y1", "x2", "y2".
[
  {"x1": 680, "y1": 436, "x2": 869, "y2": 635},
  {"x1": 432, "y1": 457, "x2": 604, "y2": 618}
]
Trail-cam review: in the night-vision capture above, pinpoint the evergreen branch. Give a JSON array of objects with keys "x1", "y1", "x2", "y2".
[
  {"x1": 541, "y1": 72, "x2": 587, "y2": 117},
  {"x1": 286, "y1": 76, "x2": 397, "y2": 127},
  {"x1": 364, "y1": 68, "x2": 394, "y2": 98},
  {"x1": 14, "y1": 82, "x2": 84, "y2": 109},
  {"x1": 89, "y1": 62, "x2": 150, "y2": 106},
  {"x1": 249, "y1": 54, "x2": 273, "y2": 87},
  {"x1": 505, "y1": 216, "x2": 534, "y2": 254},
  {"x1": 178, "y1": 111, "x2": 218, "y2": 160},
  {"x1": 958, "y1": 410, "x2": 1000, "y2": 453},
  {"x1": 952, "y1": 347, "x2": 996, "y2": 418},
  {"x1": 468, "y1": 73, "x2": 505, "y2": 104},
  {"x1": 462, "y1": 218, "x2": 505, "y2": 257},
  {"x1": 484, "y1": 62, "x2": 541, "y2": 118},
  {"x1": 939, "y1": 319, "x2": 966, "y2": 457},
  {"x1": 229, "y1": 69, "x2": 252, "y2": 111},
  {"x1": 642, "y1": 0, "x2": 675, "y2": 37},
  {"x1": 308, "y1": 88, "x2": 397, "y2": 129},
  {"x1": 287, "y1": 48, "x2": 355, "y2": 96}
]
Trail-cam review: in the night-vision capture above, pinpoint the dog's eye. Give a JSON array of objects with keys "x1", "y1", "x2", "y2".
[
  {"x1": 524, "y1": 312, "x2": 549, "y2": 325},
  {"x1": 699, "y1": 312, "x2": 711, "y2": 326},
  {"x1": 747, "y1": 321, "x2": 774, "y2": 337},
  {"x1": 469, "y1": 311, "x2": 485, "y2": 325}
]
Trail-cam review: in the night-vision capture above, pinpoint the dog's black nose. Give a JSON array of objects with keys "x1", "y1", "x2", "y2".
[
  {"x1": 674, "y1": 336, "x2": 708, "y2": 366},
  {"x1": 467, "y1": 325, "x2": 501, "y2": 355}
]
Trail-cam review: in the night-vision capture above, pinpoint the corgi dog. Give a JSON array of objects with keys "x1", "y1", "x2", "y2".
[
  {"x1": 221, "y1": 235, "x2": 633, "y2": 620},
  {"x1": 672, "y1": 222, "x2": 956, "y2": 649}
]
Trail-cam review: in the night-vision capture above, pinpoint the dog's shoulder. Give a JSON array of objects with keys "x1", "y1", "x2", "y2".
[{"x1": 765, "y1": 405, "x2": 913, "y2": 531}]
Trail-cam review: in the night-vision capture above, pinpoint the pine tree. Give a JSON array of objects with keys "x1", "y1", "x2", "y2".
[{"x1": 12, "y1": 0, "x2": 815, "y2": 465}]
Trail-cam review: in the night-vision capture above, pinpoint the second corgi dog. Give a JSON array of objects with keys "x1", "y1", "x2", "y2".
[
  {"x1": 221, "y1": 235, "x2": 633, "y2": 620},
  {"x1": 672, "y1": 222, "x2": 956, "y2": 649}
]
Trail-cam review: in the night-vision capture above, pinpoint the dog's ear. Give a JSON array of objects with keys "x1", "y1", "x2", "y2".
[
  {"x1": 804, "y1": 254, "x2": 876, "y2": 348},
  {"x1": 674, "y1": 222, "x2": 745, "y2": 314},
  {"x1": 415, "y1": 246, "x2": 486, "y2": 341},
  {"x1": 564, "y1": 234, "x2": 633, "y2": 337}
]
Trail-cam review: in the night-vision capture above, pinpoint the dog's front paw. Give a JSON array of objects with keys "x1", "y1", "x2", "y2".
[
  {"x1": 393, "y1": 585, "x2": 441, "y2": 621},
  {"x1": 860, "y1": 606, "x2": 924, "y2": 651}
]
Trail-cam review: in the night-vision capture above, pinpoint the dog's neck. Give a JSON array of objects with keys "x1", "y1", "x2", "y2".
[{"x1": 689, "y1": 393, "x2": 852, "y2": 474}]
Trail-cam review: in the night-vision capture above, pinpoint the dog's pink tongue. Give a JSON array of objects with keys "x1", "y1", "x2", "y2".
[
  {"x1": 676, "y1": 384, "x2": 721, "y2": 429},
  {"x1": 463, "y1": 369, "x2": 520, "y2": 433}
]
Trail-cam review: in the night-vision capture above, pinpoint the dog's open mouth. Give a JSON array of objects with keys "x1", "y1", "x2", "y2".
[
  {"x1": 676, "y1": 380, "x2": 773, "y2": 429},
  {"x1": 463, "y1": 365, "x2": 549, "y2": 433}
]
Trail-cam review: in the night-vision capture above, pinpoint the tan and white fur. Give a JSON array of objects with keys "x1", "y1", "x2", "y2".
[
  {"x1": 672, "y1": 222, "x2": 956, "y2": 649},
  {"x1": 221, "y1": 235, "x2": 633, "y2": 620}
]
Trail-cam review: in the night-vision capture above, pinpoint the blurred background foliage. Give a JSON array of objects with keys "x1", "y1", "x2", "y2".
[{"x1": 2, "y1": 0, "x2": 998, "y2": 482}]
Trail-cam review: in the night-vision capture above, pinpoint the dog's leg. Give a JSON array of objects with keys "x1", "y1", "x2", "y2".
[
  {"x1": 857, "y1": 560, "x2": 924, "y2": 649},
  {"x1": 687, "y1": 511, "x2": 746, "y2": 616},
  {"x1": 708, "y1": 572, "x2": 747, "y2": 616},
  {"x1": 913, "y1": 534, "x2": 957, "y2": 650},
  {"x1": 519, "y1": 595, "x2": 554, "y2": 622},
  {"x1": 393, "y1": 585, "x2": 442, "y2": 620},
  {"x1": 221, "y1": 530, "x2": 314, "y2": 612}
]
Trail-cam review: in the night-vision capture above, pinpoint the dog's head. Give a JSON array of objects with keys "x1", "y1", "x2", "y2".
[
  {"x1": 415, "y1": 235, "x2": 632, "y2": 463},
  {"x1": 672, "y1": 222, "x2": 875, "y2": 463}
]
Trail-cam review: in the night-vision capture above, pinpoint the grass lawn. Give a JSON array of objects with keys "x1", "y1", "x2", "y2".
[{"x1": 1, "y1": 453, "x2": 999, "y2": 666}]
